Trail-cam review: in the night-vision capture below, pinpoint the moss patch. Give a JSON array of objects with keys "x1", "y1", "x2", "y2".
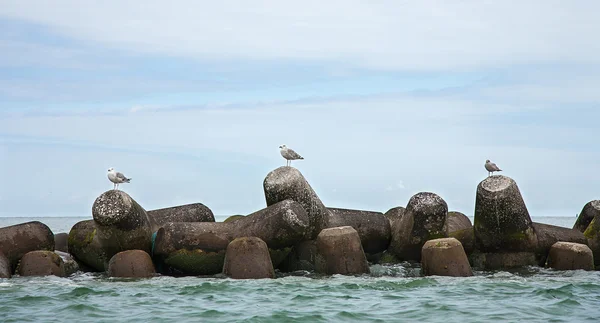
[
  {"x1": 379, "y1": 252, "x2": 400, "y2": 264},
  {"x1": 164, "y1": 249, "x2": 226, "y2": 275},
  {"x1": 584, "y1": 217, "x2": 599, "y2": 240}
]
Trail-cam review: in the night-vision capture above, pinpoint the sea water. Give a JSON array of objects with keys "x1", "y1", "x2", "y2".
[{"x1": 0, "y1": 216, "x2": 598, "y2": 323}]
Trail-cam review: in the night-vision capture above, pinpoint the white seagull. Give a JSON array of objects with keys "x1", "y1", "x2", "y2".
[
  {"x1": 107, "y1": 167, "x2": 132, "y2": 190},
  {"x1": 279, "y1": 145, "x2": 304, "y2": 166},
  {"x1": 484, "y1": 160, "x2": 502, "y2": 177}
]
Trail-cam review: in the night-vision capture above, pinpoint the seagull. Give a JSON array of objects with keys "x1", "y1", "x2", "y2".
[
  {"x1": 485, "y1": 160, "x2": 502, "y2": 177},
  {"x1": 107, "y1": 167, "x2": 132, "y2": 190},
  {"x1": 279, "y1": 145, "x2": 304, "y2": 166}
]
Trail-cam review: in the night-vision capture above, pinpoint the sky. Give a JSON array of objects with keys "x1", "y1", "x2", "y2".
[{"x1": 0, "y1": 1, "x2": 599, "y2": 218}]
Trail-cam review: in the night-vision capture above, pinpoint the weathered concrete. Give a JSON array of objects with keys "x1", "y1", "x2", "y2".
[
  {"x1": 573, "y1": 200, "x2": 600, "y2": 233},
  {"x1": 445, "y1": 211, "x2": 474, "y2": 255},
  {"x1": 55, "y1": 251, "x2": 80, "y2": 276},
  {"x1": 108, "y1": 250, "x2": 155, "y2": 278},
  {"x1": 384, "y1": 206, "x2": 405, "y2": 229},
  {"x1": 315, "y1": 226, "x2": 370, "y2": 275},
  {"x1": 54, "y1": 232, "x2": 69, "y2": 252},
  {"x1": 474, "y1": 175, "x2": 537, "y2": 252},
  {"x1": 533, "y1": 222, "x2": 586, "y2": 266},
  {"x1": 388, "y1": 192, "x2": 448, "y2": 261},
  {"x1": 546, "y1": 242, "x2": 594, "y2": 271},
  {"x1": 148, "y1": 203, "x2": 215, "y2": 230},
  {"x1": 583, "y1": 216, "x2": 600, "y2": 268},
  {"x1": 17, "y1": 250, "x2": 65, "y2": 277},
  {"x1": 154, "y1": 200, "x2": 309, "y2": 275},
  {"x1": 469, "y1": 251, "x2": 537, "y2": 270},
  {"x1": 223, "y1": 215, "x2": 245, "y2": 223},
  {"x1": 277, "y1": 240, "x2": 317, "y2": 272},
  {"x1": 264, "y1": 166, "x2": 330, "y2": 239},
  {"x1": 68, "y1": 220, "x2": 109, "y2": 271},
  {"x1": 421, "y1": 238, "x2": 473, "y2": 277},
  {"x1": 0, "y1": 252, "x2": 10, "y2": 278},
  {"x1": 223, "y1": 237, "x2": 275, "y2": 279},
  {"x1": 92, "y1": 190, "x2": 155, "y2": 260},
  {"x1": 327, "y1": 207, "x2": 391, "y2": 255},
  {"x1": 0, "y1": 221, "x2": 54, "y2": 272}
]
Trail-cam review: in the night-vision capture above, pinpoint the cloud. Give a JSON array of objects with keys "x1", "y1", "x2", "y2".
[{"x1": 1, "y1": 1, "x2": 599, "y2": 70}]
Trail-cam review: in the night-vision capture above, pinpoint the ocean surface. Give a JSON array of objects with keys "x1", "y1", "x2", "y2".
[{"x1": 1, "y1": 216, "x2": 598, "y2": 323}]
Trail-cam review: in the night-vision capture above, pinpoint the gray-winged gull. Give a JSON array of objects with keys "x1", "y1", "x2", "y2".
[
  {"x1": 107, "y1": 167, "x2": 132, "y2": 190},
  {"x1": 279, "y1": 145, "x2": 304, "y2": 166},
  {"x1": 484, "y1": 160, "x2": 502, "y2": 177}
]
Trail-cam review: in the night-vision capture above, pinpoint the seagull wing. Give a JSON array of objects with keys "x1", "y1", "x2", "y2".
[
  {"x1": 490, "y1": 163, "x2": 501, "y2": 171},
  {"x1": 287, "y1": 148, "x2": 304, "y2": 160},
  {"x1": 116, "y1": 172, "x2": 131, "y2": 182}
]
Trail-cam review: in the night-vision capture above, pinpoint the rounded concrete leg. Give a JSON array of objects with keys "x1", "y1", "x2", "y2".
[
  {"x1": 53, "y1": 233, "x2": 69, "y2": 253},
  {"x1": 315, "y1": 226, "x2": 370, "y2": 275},
  {"x1": 0, "y1": 221, "x2": 54, "y2": 272},
  {"x1": 421, "y1": 238, "x2": 473, "y2": 277},
  {"x1": 223, "y1": 237, "x2": 274, "y2": 279},
  {"x1": 474, "y1": 175, "x2": 537, "y2": 252},
  {"x1": 388, "y1": 192, "x2": 448, "y2": 261},
  {"x1": 92, "y1": 190, "x2": 155, "y2": 258},
  {"x1": 264, "y1": 166, "x2": 330, "y2": 239},
  {"x1": 0, "y1": 252, "x2": 11, "y2": 278},
  {"x1": 68, "y1": 220, "x2": 109, "y2": 272},
  {"x1": 546, "y1": 242, "x2": 594, "y2": 271},
  {"x1": 17, "y1": 251, "x2": 65, "y2": 277},
  {"x1": 573, "y1": 200, "x2": 600, "y2": 233},
  {"x1": 108, "y1": 250, "x2": 156, "y2": 278}
]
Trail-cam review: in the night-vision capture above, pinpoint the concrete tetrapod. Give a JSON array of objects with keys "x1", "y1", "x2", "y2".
[
  {"x1": 148, "y1": 203, "x2": 215, "y2": 230},
  {"x1": 108, "y1": 250, "x2": 156, "y2": 278},
  {"x1": 264, "y1": 166, "x2": 330, "y2": 240},
  {"x1": 0, "y1": 221, "x2": 54, "y2": 272},
  {"x1": 222, "y1": 237, "x2": 275, "y2": 279},
  {"x1": 533, "y1": 222, "x2": 586, "y2": 266},
  {"x1": 546, "y1": 242, "x2": 594, "y2": 271},
  {"x1": 474, "y1": 175, "x2": 537, "y2": 252},
  {"x1": 154, "y1": 200, "x2": 309, "y2": 275},
  {"x1": 92, "y1": 190, "x2": 156, "y2": 260},
  {"x1": 17, "y1": 250, "x2": 66, "y2": 277},
  {"x1": 388, "y1": 192, "x2": 449, "y2": 261},
  {"x1": 421, "y1": 238, "x2": 473, "y2": 277},
  {"x1": 445, "y1": 212, "x2": 474, "y2": 255},
  {"x1": 315, "y1": 226, "x2": 370, "y2": 275},
  {"x1": 573, "y1": 200, "x2": 600, "y2": 233},
  {"x1": 68, "y1": 220, "x2": 109, "y2": 271}
]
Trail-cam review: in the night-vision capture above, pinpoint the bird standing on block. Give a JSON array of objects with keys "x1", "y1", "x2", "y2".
[
  {"x1": 484, "y1": 160, "x2": 502, "y2": 177},
  {"x1": 107, "y1": 167, "x2": 132, "y2": 190},
  {"x1": 279, "y1": 145, "x2": 304, "y2": 166}
]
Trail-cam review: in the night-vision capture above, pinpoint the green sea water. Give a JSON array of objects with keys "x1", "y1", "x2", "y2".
[{"x1": 1, "y1": 216, "x2": 598, "y2": 322}]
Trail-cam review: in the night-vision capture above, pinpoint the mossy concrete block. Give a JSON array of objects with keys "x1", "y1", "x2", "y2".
[
  {"x1": 388, "y1": 192, "x2": 448, "y2": 261},
  {"x1": 315, "y1": 226, "x2": 370, "y2": 275},
  {"x1": 533, "y1": 222, "x2": 586, "y2": 266},
  {"x1": 223, "y1": 237, "x2": 275, "y2": 279},
  {"x1": 583, "y1": 217, "x2": 600, "y2": 267},
  {"x1": 573, "y1": 200, "x2": 600, "y2": 233},
  {"x1": 0, "y1": 221, "x2": 54, "y2": 272},
  {"x1": 474, "y1": 175, "x2": 537, "y2": 252},
  {"x1": 421, "y1": 238, "x2": 473, "y2": 277},
  {"x1": 546, "y1": 242, "x2": 594, "y2": 271},
  {"x1": 108, "y1": 250, "x2": 156, "y2": 278},
  {"x1": 277, "y1": 240, "x2": 317, "y2": 272},
  {"x1": 469, "y1": 251, "x2": 537, "y2": 270},
  {"x1": 17, "y1": 250, "x2": 65, "y2": 277},
  {"x1": 0, "y1": 252, "x2": 11, "y2": 278},
  {"x1": 264, "y1": 166, "x2": 330, "y2": 239},
  {"x1": 92, "y1": 190, "x2": 155, "y2": 259},
  {"x1": 445, "y1": 211, "x2": 474, "y2": 255},
  {"x1": 327, "y1": 207, "x2": 391, "y2": 254},
  {"x1": 68, "y1": 220, "x2": 109, "y2": 272},
  {"x1": 148, "y1": 203, "x2": 215, "y2": 230},
  {"x1": 154, "y1": 200, "x2": 309, "y2": 275}
]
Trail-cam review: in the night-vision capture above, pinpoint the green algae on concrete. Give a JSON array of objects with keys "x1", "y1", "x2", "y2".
[
  {"x1": 67, "y1": 220, "x2": 109, "y2": 271},
  {"x1": 164, "y1": 249, "x2": 226, "y2": 275},
  {"x1": 269, "y1": 247, "x2": 292, "y2": 268}
]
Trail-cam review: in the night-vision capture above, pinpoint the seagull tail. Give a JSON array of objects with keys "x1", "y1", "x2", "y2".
[
  {"x1": 299, "y1": 157, "x2": 304, "y2": 160},
  {"x1": 125, "y1": 178, "x2": 132, "y2": 183}
]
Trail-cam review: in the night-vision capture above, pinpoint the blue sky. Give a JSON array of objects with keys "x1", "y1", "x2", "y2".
[{"x1": 0, "y1": 1, "x2": 599, "y2": 218}]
